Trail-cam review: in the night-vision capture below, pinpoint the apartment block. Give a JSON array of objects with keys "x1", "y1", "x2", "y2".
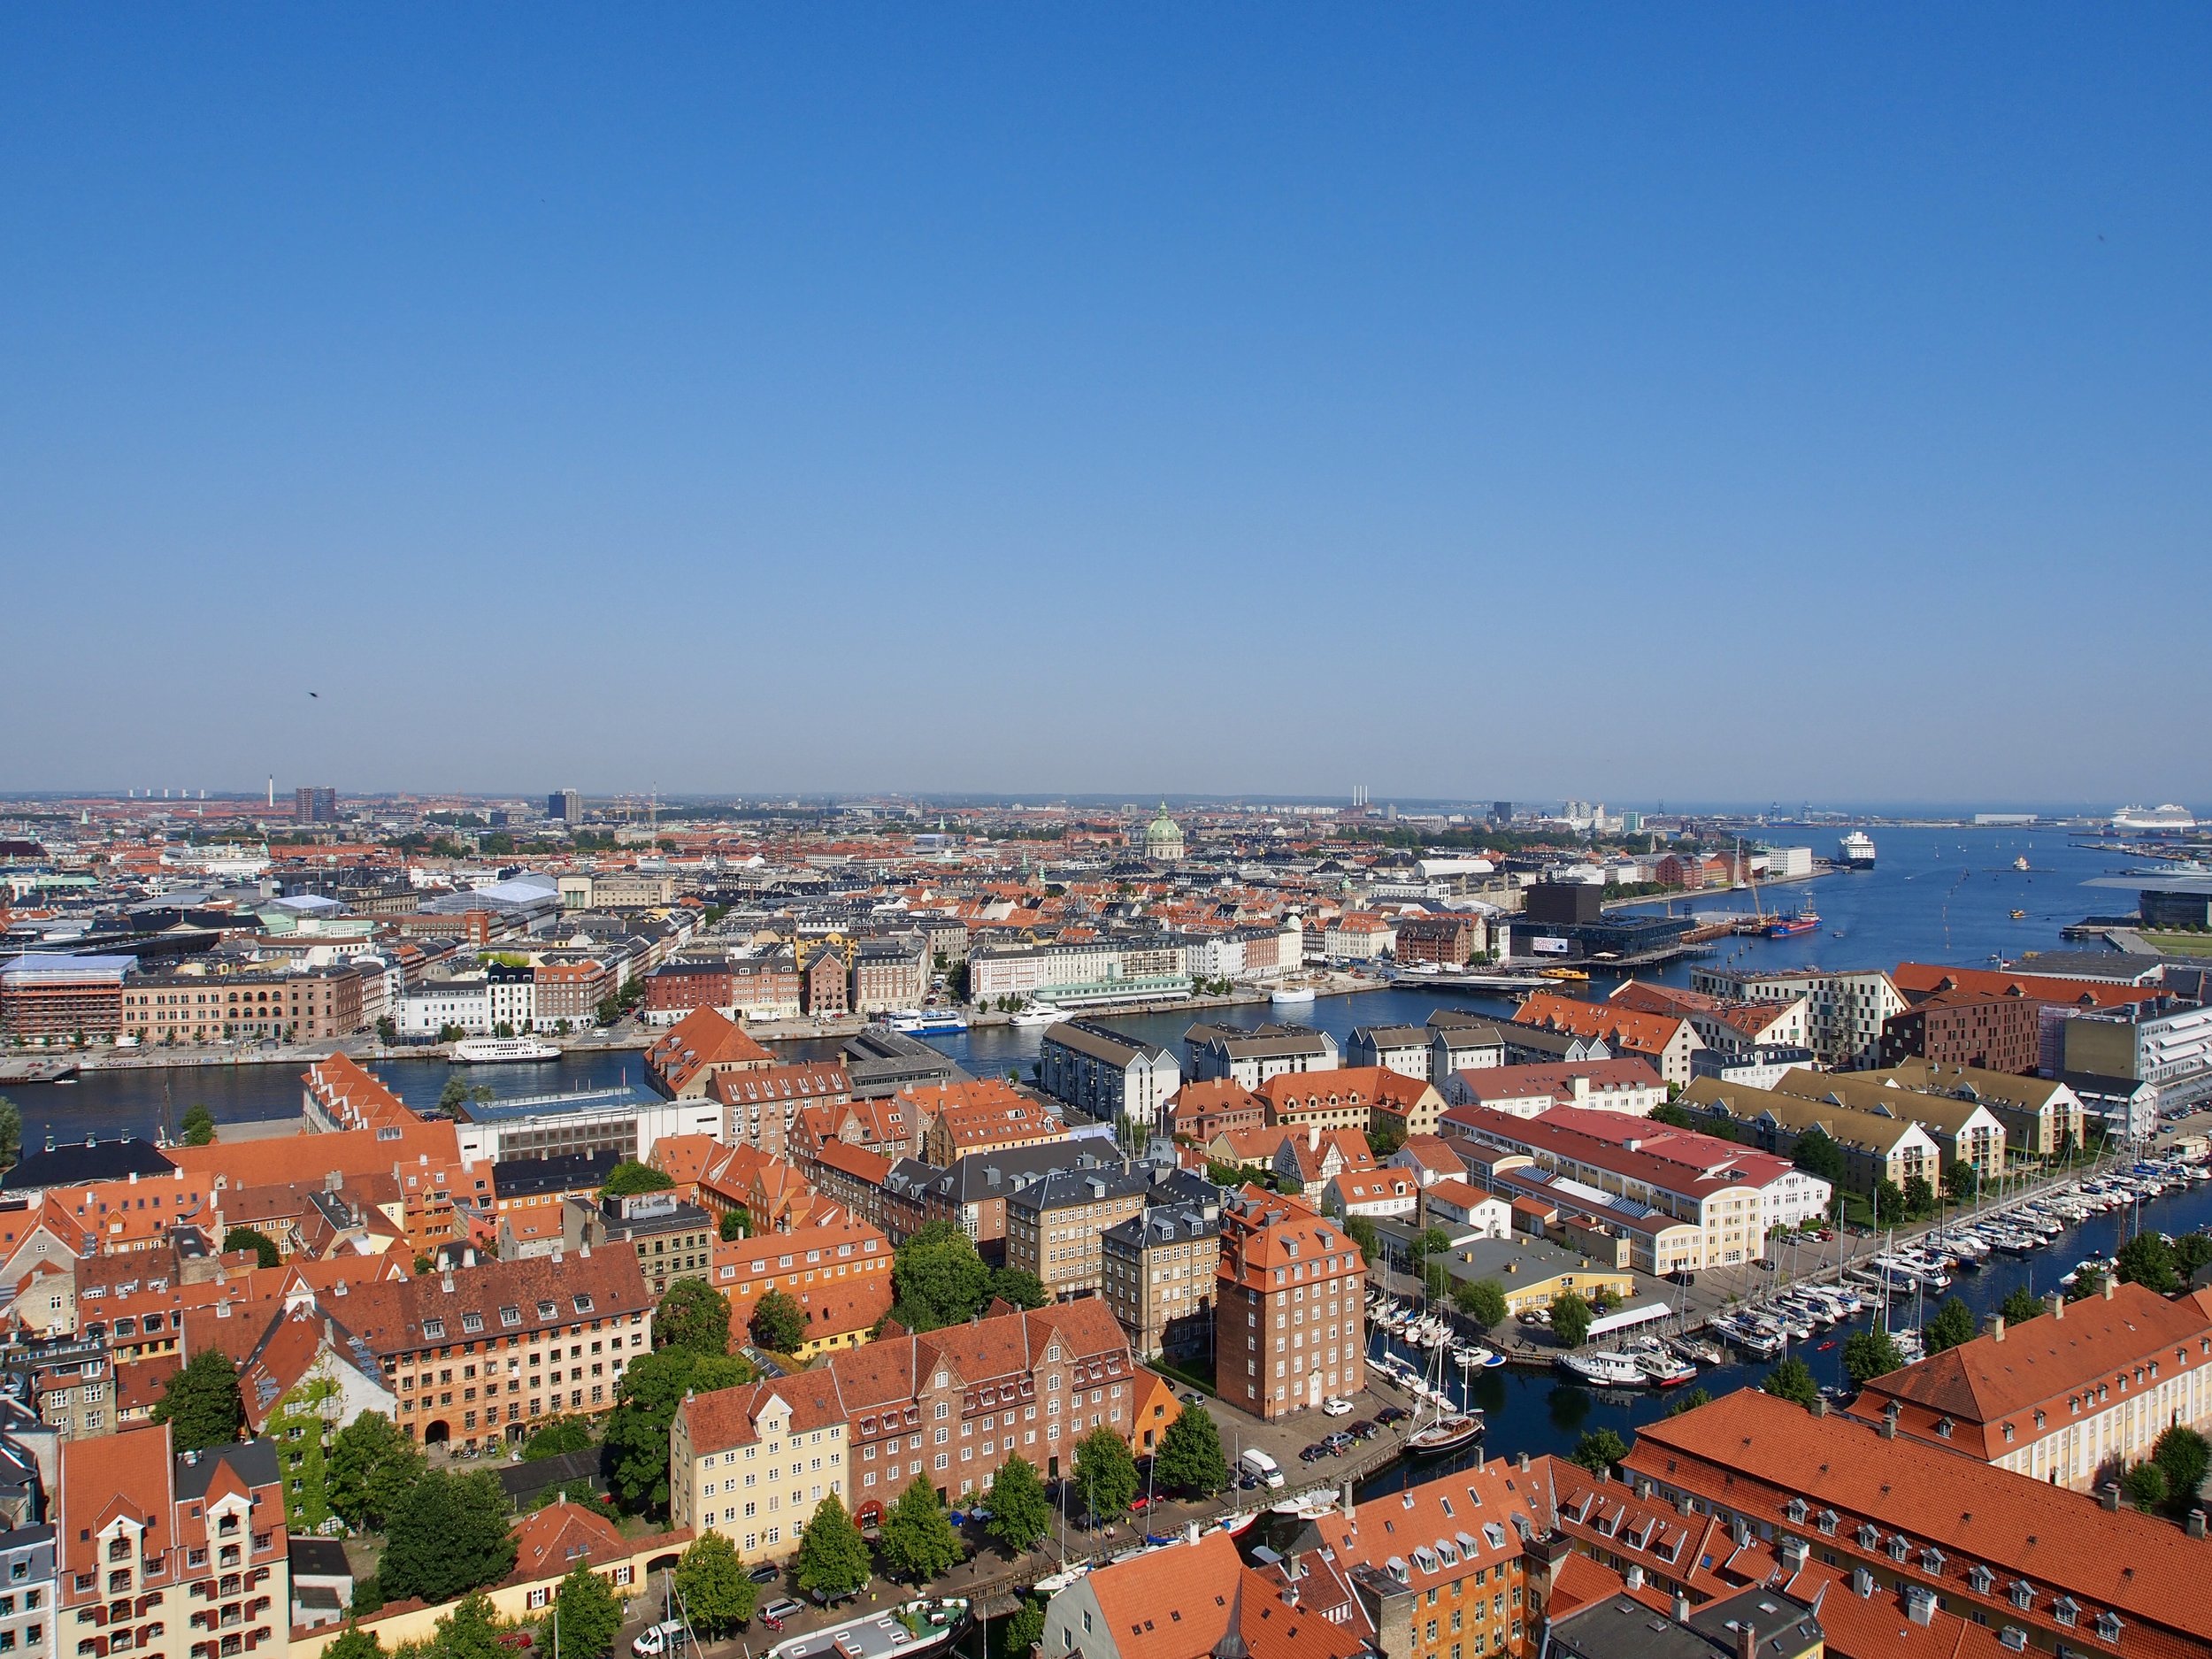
[
  {"x1": 1214, "y1": 1187, "x2": 1365, "y2": 1420},
  {"x1": 1100, "y1": 1202, "x2": 1219, "y2": 1361},
  {"x1": 668, "y1": 1371, "x2": 849, "y2": 1565}
]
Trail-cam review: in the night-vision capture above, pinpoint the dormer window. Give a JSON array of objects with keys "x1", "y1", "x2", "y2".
[
  {"x1": 1887, "y1": 1535, "x2": 1910, "y2": 1563},
  {"x1": 460, "y1": 1312, "x2": 483, "y2": 1333},
  {"x1": 2054, "y1": 1597, "x2": 2078, "y2": 1627},
  {"x1": 1816, "y1": 1509, "x2": 1839, "y2": 1536},
  {"x1": 421, "y1": 1319, "x2": 445, "y2": 1340},
  {"x1": 1857, "y1": 1524, "x2": 1882, "y2": 1550},
  {"x1": 2009, "y1": 1581, "x2": 2034, "y2": 1610},
  {"x1": 500, "y1": 1306, "x2": 521, "y2": 1327},
  {"x1": 1783, "y1": 1498, "x2": 1808, "y2": 1524},
  {"x1": 573, "y1": 1294, "x2": 594, "y2": 1314},
  {"x1": 1968, "y1": 1565, "x2": 1995, "y2": 1594},
  {"x1": 2095, "y1": 1612, "x2": 2123, "y2": 1643},
  {"x1": 538, "y1": 1300, "x2": 558, "y2": 1320}
]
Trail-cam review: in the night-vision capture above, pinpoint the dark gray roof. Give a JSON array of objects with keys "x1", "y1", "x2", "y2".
[
  {"x1": 173, "y1": 1438, "x2": 280, "y2": 1501},
  {"x1": 4, "y1": 1137, "x2": 175, "y2": 1192},
  {"x1": 1003, "y1": 1163, "x2": 1155, "y2": 1216},
  {"x1": 493, "y1": 1148, "x2": 623, "y2": 1200},
  {"x1": 288, "y1": 1537, "x2": 352, "y2": 1578}
]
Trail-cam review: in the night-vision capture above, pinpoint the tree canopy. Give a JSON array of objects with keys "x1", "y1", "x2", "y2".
[
  {"x1": 2117, "y1": 1230, "x2": 2181, "y2": 1295},
  {"x1": 1570, "y1": 1429, "x2": 1629, "y2": 1474},
  {"x1": 891, "y1": 1220, "x2": 993, "y2": 1332},
  {"x1": 552, "y1": 1561, "x2": 625, "y2": 1659},
  {"x1": 656, "y1": 1279, "x2": 733, "y2": 1357},
  {"x1": 380, "y1": 1471, "x2": 516, "y2": 1606},
  {"x1": 1842, "y1": 1328, "x2": 1905, "y2": 1386},
  {"x1": 1923, "y1": 1296, "x2": 1978, "y2": 1355},
  {"x1": 987, "y1": 1266, "x2": 1049, "y2": 1311},
  {"x1": 153, "y1": 1347, "x2": 243, "y2": 1451},
  {"x1": 1663, "y1": 1386, "x2": 1713, "y2": 1418},
  {"x1": 1762, "y1": 1357, "x2": 1820, "y2": 1409},
  {"x1": 328, "y1": 1412, "x2": 424, "y2": 1531},
  {"x1": 179, "y1": 1103, "x2": 216, "y2": 1146},
  {"x1": 1998, "y1": 1286, "x2": 2047, "y2": 1327},
  {"x1": 985, "y1": 1454, "x2": 1052, "y2": 1554},
  {"x1": 520, "y1": 1417, "x2": 595, "y2": 1461},
  {"x1": 879, "y1": 1479, "x2": 963, "y2": 1583},
  {"x1": 604, "y1": 1348, "x2": 753, "y2": 1512},
  {"x1": 222, "y1": 1226, "x2": 281, "y2": 1269},
  {"x1": 1791, "y1": 1127, "x2": 1847, "y2": 1184},
  {"x1": 603, "y1": 1160, "x2": 674, "y2": 1197},
  {"x1": 1153, "y1": 1403, "x2": 1230, "y2": 1496},
  {"x1": 1074, "y1": 1428, "x2": 1138, "y2": 1521},
  {"x1": 796, "y1": 1494, "x2": 872, "y2": 1600},
  {"x1": 1548, "y1": 1291, "x2": 1593, "y2": 1350},
  {"x1": 1452, "y1": 1279, "x2": 1509, "y2": 1327},
  {"x1": 749, "y1": 1289, "x2": 809, "y2": 1354},
  {"x1": 674, "y1": 1532, "x2": 757, "y2": 1634}
]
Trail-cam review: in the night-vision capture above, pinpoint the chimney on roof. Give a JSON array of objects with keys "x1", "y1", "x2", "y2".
[
  {"x1": 441, "y1": 1270, "x2": 454, "y2": 1294},
  {"x1": 2048, "y1": 1290, "x2": 2064, "y2": 1322},
  {"x1": 2100, "y1": 1484, "x2": 2121, "y2": 1511},
  {"x1": 2103, "y1": 1273, "x2": 2116, "y2": 1301},
  {"x1": 1986, "y1": 1313, "x2": 2007, "y2": 1343},
  {"x1": 1671, "y1": 1592, "x2": 1692, "y2": 1624},
  {"x1": 1736, "y1": 1622, "x2": 1756, "y2": 1659},
  {"x1": 2187, "y1": 1509, "x2": 2208, "y2": 1540}
]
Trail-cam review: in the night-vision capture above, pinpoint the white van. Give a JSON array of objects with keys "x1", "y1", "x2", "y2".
[
  {"x1": 633, "y1": 1624, "x2": 687, "y2": 1658},
  {"x1": 1240, "y1": 1448, "x2": 1285, "y2": 1489}
]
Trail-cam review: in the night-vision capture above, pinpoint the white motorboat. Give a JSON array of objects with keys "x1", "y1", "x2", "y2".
[
  {"x1": 1008, "y1": 1003, "x2": 1066, "y2": 1027},
  {"x1": 1559, "y1": 1350, "x2": 1648, "y2": 1387},
  {"x1": 1270, "y1": 985, "x2": 1319, "y2": 1006}
]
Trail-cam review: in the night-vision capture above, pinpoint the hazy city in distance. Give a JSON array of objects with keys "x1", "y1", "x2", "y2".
[{"x1": 6, "y1": 11, "x2": 2212, "y2": 1659}]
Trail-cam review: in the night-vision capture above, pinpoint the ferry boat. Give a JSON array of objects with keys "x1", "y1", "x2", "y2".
[
  {"x1": 1838, "y1": 830, "x2": 1878, "y2": 869},
  {"x1": 883, "y1": 1009, "x2": 970, "y2": 1034},
  {"x1": 449, "y1": 1037, "x2": 560, "y2": 1064},
  {"x1": 1536, "y1": 965, "x2": 1590, "y2": 983},
  {"x1": 1765, "y1": 907, "x2": 1820, "y2": 938},
  {"x1": 2013, "y1": 855, "x2": 2032, "y2": 872}
]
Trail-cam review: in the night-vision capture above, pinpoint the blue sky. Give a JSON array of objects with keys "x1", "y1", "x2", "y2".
[{"x1": 4, "y1": 7, "x2": 2207, "y2": 806}]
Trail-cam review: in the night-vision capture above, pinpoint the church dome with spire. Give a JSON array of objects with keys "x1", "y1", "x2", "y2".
[{"x1": 1143, "y1": 802, "x2": 1187, "y2": 864}]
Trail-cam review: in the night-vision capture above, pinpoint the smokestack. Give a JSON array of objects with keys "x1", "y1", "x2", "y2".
[{"x1": 1737, "y1": 1622, "x2": 1756, "y2": 1659}]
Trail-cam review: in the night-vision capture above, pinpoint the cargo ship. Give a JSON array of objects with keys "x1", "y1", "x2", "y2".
[
  {"x1": 1766, "y1": 906, "x2": 1821, "y2": 938},
  {"x1": 1837, "y1": 830, "x2": 1877, "y2": 869}
]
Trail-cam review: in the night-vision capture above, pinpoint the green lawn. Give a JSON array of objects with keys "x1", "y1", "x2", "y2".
[{"x1": 2143, "y1": 930, "x2": 2212, "y2": 958}]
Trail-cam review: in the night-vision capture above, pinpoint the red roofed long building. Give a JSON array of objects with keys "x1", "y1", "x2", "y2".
[
  {"x1": 1216, "y1": 1186, "x2": 1364, "y2": 1420},
  {"x1": 1847, "y1": 1279, "x2": 2212, "y2": 1489},
  {"x1": 1511, "y1": 993, "x2": 1702, "y2": 1087},
  {"x1": 1626, "y1": 1387, "x2": 2212, "y2": 1658}
]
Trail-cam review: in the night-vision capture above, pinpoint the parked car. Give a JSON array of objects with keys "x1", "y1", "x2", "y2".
[
  {"x1": 1299, "y1": 1444, "x2": 1329, "y2": 1463},
  {"x1": 1321, "y1": 1397, "x2": 1353, "y2": 1416},
  {"x1": 1348, "y1": 1420, "x2": 1379, "y2": 1440},
  {"x1": 1128, "y1": 1494, "x2": 1155, "y2": 1514},
  {"x1": 633, "y1": 1624, "x2": 687, "y2": 1659},
  {"x1": 748, "y1": 1564, "x2": 781, "y2": 1585},
  {"x1": 496, "y1": 1636, "x2": 534, "y2": 1653},
  {"x1": 759, "y1": 1600, "x2": 805, "y2": 1632},
  {"x1": 809, "y1": 1586, "x2": 860, "y2": 1609},
  {"x1": 1376, "y1": 1405, "x2": 1411, "y2": 1425}
]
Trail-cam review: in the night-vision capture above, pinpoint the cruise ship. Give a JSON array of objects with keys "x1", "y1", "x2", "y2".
[
  {"x1": 2113, "y1": 803, "x2": 2198, "y2": 833},
  {"x1": 1837, "y1": 830, "x2": 1877, "y2": 869}
]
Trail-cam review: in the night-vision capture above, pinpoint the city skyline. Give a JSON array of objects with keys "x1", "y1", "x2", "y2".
[{"x1": 6, "y1": 9, "x2": 2208, "y2": 800}]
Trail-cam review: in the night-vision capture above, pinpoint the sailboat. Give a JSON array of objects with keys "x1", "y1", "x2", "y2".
[{"x1": 1404, "y1": 1306, "x2": 1485, "y2": 1455}]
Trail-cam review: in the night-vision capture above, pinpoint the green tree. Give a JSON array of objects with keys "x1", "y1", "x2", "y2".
[
  {"x1": 892, "y1": 1221, "x2": 992, "y2": 1331},
  {"x1": 796, "y1": 1494, "x2": 872, "y2": 1600},
  {"x1": 657, "y1": 1279, "x2": 733, "y2": 1356},
  {"x1": 1762, "y1": 1357, "x2": 1820, "y2": 1409},
  {"x1": 1153, "y1": 1403, "x2": 1230, "y2": 1496},
  {"x1": 552, "y1": 1560, "x2": 625, "y2": 1659},
  {"x1": 1453, "y1": 1279, "x2": 1510, "y2": 1327},
  {"x1": 520, "y1": 1417, "x2": 595, "y2": 1460},
  {"x1": 603, "y1": 1160, "x2": 673, "y2": 1197},
  {"x1": 1421, "y1": 1259, "x2": 1453, "y2": 1301},
  {"x1": 879, "y1": 1479, "x2": 964, "y2": 1583},
  {"x1": 1901, "y1": 1177, "x2": 1936, "y2": 1219},
  {"x1": 0, "y1": 1096, "x2": 21, "y2": 1165},
  {"x1": 1872, "y1": 1179, "x2": 1908, "y2": 1225},
  {"x1": 380, "y1": 1470, "x2": 516, "y2": 1605},
  {"x1": 327, "y1": 1411, "x2": 424, "y2": 1531},
  {"x1": 1648, "y1": 1102, "x2": 1694, "y2": 1131},
  {"x1": 430, "y1": 1593, "x2": 507, "y2": 1659},
  {"x1": 1413, "y1": 1225, "x2": 1454, "y2": 1258},
  {"x1": 222, "y1": 1226, "x2": 281, "y2": 1269},
  {"x1": 749, "y1": 1288, "x2": 810, "y2": 1354},
  {"x1": 1792, "y1": 1127, "x2": 1847, "y2": 1184},
  {"x1": 1570, "y1": 1429, "x2": 1630, "y2": 1474},
  {"x1": 1663, "y1": 1386, "x2": 1713, "y2": 1418},
  {"x1": 1343, "y1": 1215, "x2": 1382, "y2": 1263},
  {"x1": 438, "y1": 1076, "x2": 471, "y2": 1112},
  {"x1": 983, "y1": 1454, "x2": 1052, "y2": 1554},
  {"x1": 1924, "y1": 1296, "x2": 1978, "y2": 1355},
  {"x1": 604, "y1": 1348, "x2": 753, "y2": 1512},
  {"x1": 1369, "y1": 1124, "x2": 1404, "y2": 1157},
  {"x1": 1842, "y1": 1328, "x2": 1905, "y2": 1386},
  {"x1": 152, "y1": 1347, "x2": 243, "y2": 1450},
  {"x1": 1941, "y1": 1162, "x2": 1979, "y2": 1203},
  {"x1": 674, "y1": 1532, "x2": 757, "y2": 1635},
  {"x1": 996, "y1": 1598, "x2": 1046, "y2": 1659},
  {"x1": 2174, "y1": 1232, "x2": 2212, "y2": 1276},
  {"x1": 718, "y1": 1210, "x2": 749, "y2": 1241},
  {"x1": 1549, "y1": 1291, "x2": 1593, "y2": 1350},
  {"x1": 2122, "y1": 1460, "x2": 2170, "y2": 1513},
  {"x1": 180, "y1": 1102, "x2": 216, "y2": 1146},
  {"x1": 1999, "y1": 1286, "x2": 2046, "y2": 1327},
  {"x1": 2151, "y1": 1425, "x2": 2210, "y2": 1517},
  {"x1": 1073, "y1": 1427, "x2": 1139, "y2": 1523},
  {"x1": 2068, "y1": 1266, "x2": 2107, "y2": 1302},
  {"x1": 987, "y1": 1266, "x2": 1049, "y2": 1311},
  {"x1": 325, "y1": 1626, "x2": 385, "y2": 1659},
  {"x1": 2117, "y1": 1230, "x2": 2181, "y2": 1294}
]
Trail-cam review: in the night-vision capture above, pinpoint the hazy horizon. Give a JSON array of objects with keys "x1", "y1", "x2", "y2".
[{"x1": 7, "y1": 9, "x2": 2208, "y2": 802}]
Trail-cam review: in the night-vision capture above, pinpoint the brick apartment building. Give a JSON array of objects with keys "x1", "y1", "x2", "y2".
[
  {"x1": 1393, "y1": 912, "x2": 1486, "y2": 967},
  {"x1": 332, "y1": 1246, "x2": 654, "y2": 1454},
  {"x1": 119, "y1": 964, "x2": 365, "y2": 1046},
  {"x1": 1002, "y1": 1164, "x2": 1155, "y2": 1301},
  {"x1": 0, "y1": 954, "x2": 133, "y2": 1043},
  {"x1": 849, "y1": 937, "x2": 928, "y2": 1015},
  {"x1": 1102, "y1": 1202, "x2": 1219, "y2": 1361},
  {"x1": 532, "y1": 958, "x2": 616, "y2": 1028},
  {"x1": 710, "y1": 1062, "x2": 854, "y2": 1157},
  {"x1": 1214, "y1": 1186, "x2": 1364, "y2": 1420},
  {"x1": 801, "y1": 949, "x2": 849, "y2": 1018},
  {"x1": 1878, "y1": 986, "x2": 2044, "y2": 1075}
]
